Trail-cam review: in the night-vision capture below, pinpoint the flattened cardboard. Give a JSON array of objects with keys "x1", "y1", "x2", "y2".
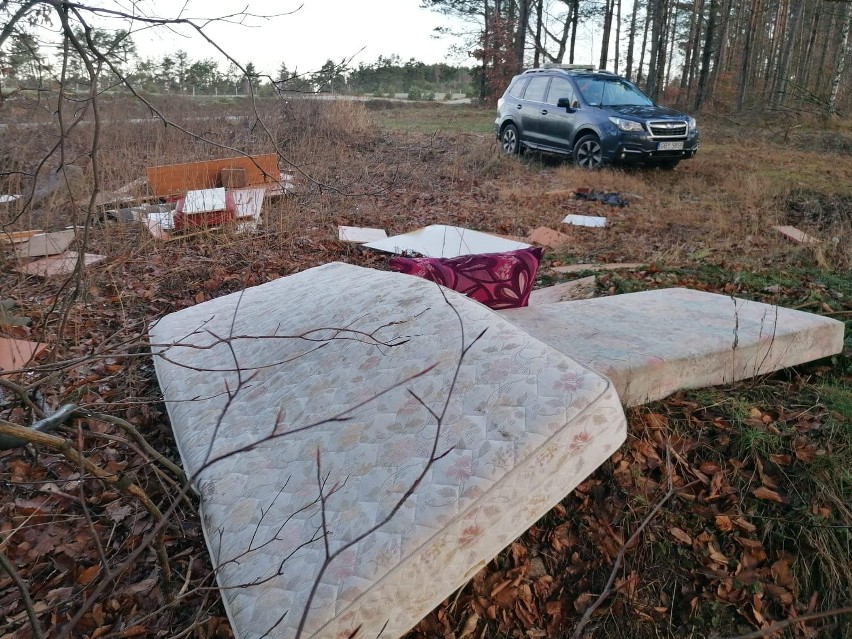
[
  {"x1": 0, "y1": 337, "x2": 46, "y2": 374},
  {"x1": 527, "y1": 226, "x2": 572, "y2": 248},
  {"x1": 15, "y1": 252, "x2": 105, "y2": 277}
]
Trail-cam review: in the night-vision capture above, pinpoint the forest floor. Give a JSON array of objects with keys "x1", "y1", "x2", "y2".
[{"x1": 0, "y1": 97, "x2": 850, "y2": 639}]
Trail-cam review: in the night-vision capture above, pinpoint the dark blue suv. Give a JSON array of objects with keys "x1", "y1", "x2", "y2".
[{"x1": 495, "y1": 65, "x2": 699, "y2": 169}]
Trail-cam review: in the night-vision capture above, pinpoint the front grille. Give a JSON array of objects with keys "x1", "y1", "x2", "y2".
[{"x1": 649, "y1": 121, "x2": 687, "y2": 137}]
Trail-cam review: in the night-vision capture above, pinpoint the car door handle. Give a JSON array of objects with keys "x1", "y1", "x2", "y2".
[
  {"x1": 516, "y1": 104, "x2": 522, "y2": 109},
  {"x1": 541, "y1": 109, "x2": 548, "y2": 115}
]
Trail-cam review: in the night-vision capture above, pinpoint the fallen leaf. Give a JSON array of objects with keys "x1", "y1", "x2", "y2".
[
  {"x1": 77, "y1": 564, "x2": 100, "y2": 585},
  {"x1": 752, "y1": 486, "x2": 783, "y2": 503},
  {"x1": 670, "y1": 527, "x2": 693, "y2": 545},
  {"x1": 459, "y1": 612, "x2": 479, "y2": 639},
  {"x1": 714, "y1": 515, "x2": 733, "y2": 532}
]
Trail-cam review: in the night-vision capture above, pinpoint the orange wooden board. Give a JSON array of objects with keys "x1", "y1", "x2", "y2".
[{"x1": 146, "y1": 154, "x2": 279, "y2": 197}]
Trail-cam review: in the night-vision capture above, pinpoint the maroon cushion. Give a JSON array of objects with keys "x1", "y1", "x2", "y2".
[{"x1": 388, "y1": 247, "x2": 544, "y2": 310}]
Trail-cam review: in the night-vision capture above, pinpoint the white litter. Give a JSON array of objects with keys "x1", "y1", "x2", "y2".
[
  {"x1": 562, "y1": 214, "x2": 607, "y2": 228},
  {"x1": 364, "y1": 224, "x2": 531, "y2": 258},
  {"x1": 338, "y1": 226, "x2": 388, "y2": 243},
  {"x1": 183, "y1": 188, "x2": 227, "y2": 214}
]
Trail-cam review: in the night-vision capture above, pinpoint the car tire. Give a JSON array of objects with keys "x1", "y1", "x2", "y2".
[
  {"x1": 573, "y1": 134, "x2": 604, "y2": 169},
  {"x1": 501, "y1": 123, "x2": 521, "y2": 155}
]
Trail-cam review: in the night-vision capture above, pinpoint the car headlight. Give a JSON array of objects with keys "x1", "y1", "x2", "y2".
[
  {"x1": 687, "y1": 116, "x2": 697, "y2": 133},
  {"x1": 608, "y1": 117, "x2": 644, "y2": 132}
]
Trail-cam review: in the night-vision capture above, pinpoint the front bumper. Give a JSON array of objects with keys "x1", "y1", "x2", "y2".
[{"x1": 608, "y1": 129, "x2": 700, "y2": 163}]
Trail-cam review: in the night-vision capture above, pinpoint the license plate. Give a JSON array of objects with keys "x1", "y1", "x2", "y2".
[{"x1": 658, "y1": 141, "x2": 684, "y2": 150}]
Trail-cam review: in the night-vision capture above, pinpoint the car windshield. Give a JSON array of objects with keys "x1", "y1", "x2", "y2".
[{"x1": 575, "y1": 77, "x2": 654, "y2": 107}]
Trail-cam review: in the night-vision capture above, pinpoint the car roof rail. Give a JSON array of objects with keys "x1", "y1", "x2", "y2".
[{"x1": 539, "y1": 63, "x2": 598, "y2": 72}]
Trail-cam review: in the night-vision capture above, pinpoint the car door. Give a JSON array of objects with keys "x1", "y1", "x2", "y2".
[
  {"x1": 538, "y1": 76, "x2": 579, "y2": 152},
  {"x1": 516, "y1": 76, "x2": 551, "y2": 147}
]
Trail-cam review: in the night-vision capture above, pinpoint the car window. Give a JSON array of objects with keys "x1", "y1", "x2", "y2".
[
  {"x1": 546, "y1": 77, "x2": 576, "y2": 106},
  {"x1": 575, "y1": 76, "x2": 653, "y2": 106},
  {"x1": 507, "y1": 76, "x2": 529, "y2": 98},
  {"x1": 522, "y1": 76, "x2": 550, "y2": 103}
]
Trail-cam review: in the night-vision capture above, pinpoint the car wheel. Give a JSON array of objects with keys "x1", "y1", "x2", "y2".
[
  {"x1": 501, "y1": 123, "x2": 521, "y2": 155},
  {"x1": 573, "y1": 134, "x2": 604, "y2": 169}
]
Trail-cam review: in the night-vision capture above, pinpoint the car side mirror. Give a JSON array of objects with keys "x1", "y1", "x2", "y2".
[{"x1": 557, "y1": 97, "x2": 576, "y2": 112}]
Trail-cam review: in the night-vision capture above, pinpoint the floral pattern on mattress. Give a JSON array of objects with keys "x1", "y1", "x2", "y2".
[{"x1": 149, "y1": 262, "x2": 627, "y2": 639}]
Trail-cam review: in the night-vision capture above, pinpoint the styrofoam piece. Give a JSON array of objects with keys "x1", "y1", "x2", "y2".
[
  {"x1": 501, "y1": 288, "x2": 846, "y2": 407},
  {"x1": 562, "y1": 214, "x2": 607, "y2": 228},
  {"x1": 774, "y1": 225, "x2": 820, "y2": 245},
  {"x1": 338, "y1": 226, "x2": 388, "y2": 243},
  {"x1": 0, "y1": 194, "x2": 21, "y2": 203},
  {"x1": 363, "y1": 224, "x2": 531, "y2": 257},
  {"x1": 145, "y1": 209, "x2": 175, "y2": 240},
  {"x1": 14, "y1": 251, "x2": 105, "y2": 277},
  {"x1": 183, "y1": 188, "x2": 227, "y2": 214},
  {"x1": 232, "y1": 188, "x2": 266, "y2": 221},
  {"x1": 149, "y1": 263, "x2": 627, "y2": 639}
]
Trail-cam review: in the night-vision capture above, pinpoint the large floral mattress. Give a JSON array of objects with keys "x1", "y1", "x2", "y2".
[
  {"x1": 149, "y1": 262, "x2": 627, "y2": 639},
  {"x1": 501, "y1": 287, "x2": 845, "y2": 406}
]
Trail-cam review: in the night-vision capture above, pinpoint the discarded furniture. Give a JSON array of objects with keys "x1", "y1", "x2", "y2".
[
  {"x1": 501, "y1": 288, "x2": 845, "y2": 406},
  {"x1": 150, "y1": 263, "x2": 627, "y2": 639},
  {"x1": 364, "y1": 224, "x2": 532, "y2": 258},
  {"x1": 146, "y1": 154, "x2": 280, "y2": 197}
]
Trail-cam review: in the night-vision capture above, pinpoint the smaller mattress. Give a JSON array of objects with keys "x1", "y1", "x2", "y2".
[
  {"x1": 501, "y1": 287, "x2": 845, "y2": 406},
  {"x1": 149, "y1": 263, "x2": 627, "y2": 639}
]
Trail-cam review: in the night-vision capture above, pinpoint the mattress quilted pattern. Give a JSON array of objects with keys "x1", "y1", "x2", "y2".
[{"x1": 150, "y1": 263, "x2": 627, "y2": 639}]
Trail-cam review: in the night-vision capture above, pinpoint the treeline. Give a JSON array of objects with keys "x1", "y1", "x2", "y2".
[
  {"x1": 425, "y1": 0, "x2": 851, "y2": 114},
  {"x1": 0, "y1": 30, "x2": 476, "y2": 99}
]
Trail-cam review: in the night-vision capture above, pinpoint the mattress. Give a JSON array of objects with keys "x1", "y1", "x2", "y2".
[
  {"x1": 149, "y1": 262, "x2": 627, "y2": 639},
  {"x1": 501, "y1": 287, "x2": 845, "y2": 406}
]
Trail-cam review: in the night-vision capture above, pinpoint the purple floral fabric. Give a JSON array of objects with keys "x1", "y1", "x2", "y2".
[{"x1": 388, "y1": 247, "x2": 544, "y2": 310}]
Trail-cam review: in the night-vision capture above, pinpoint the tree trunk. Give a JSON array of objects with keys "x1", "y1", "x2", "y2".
[
  {"x1": 638, "y1": 1, "x2": 652, "y2": 84},
  {"x1": 770, "y1": 0, "x2": 804, "y2": 110},
  {"x1": 679, "y1": 0, "x2": 701, "y2": 102},
  {"x1": 828, "y1": 0, "x2": 852, "y2": 116},
  {"x1": 600, "y1": 0, "x2": 615, "y2": 70},
  {"x1": 663, "y1": 1, "x2": 677, "y2": 91},
  {"x1": 614, "y1": 0, "x2": 622, "y2": 73},
  {"x1": 646, "y1": 0, "x2": 663, "y2": 96},
  {"x1": 686, "y1": 0, "x2": 705, "y2": 101},
  {"x1": 569, "y1": 0, "x2": 580, "y2": 63},
  {"x1": 513, "y1": 0, "x2": 530, "y2": 72},
  {"x1": 708, "y1": 0, "x2": 731, "y2": 95},
  {"x1": 533, "y1": 0, "x2": 544, "y2": 66},
  {"x1": 694, "y1": 0, "x2": 718, "y2": 110},
  {"x1": 736, "y1": 0, "x2": 763, "y2": 111},
  {"x1": 800, "y1": 3, "x2": 821, "y2": 90},
  {"x1": 626, "y1": 0, "x2": 639, "y2": 79}
]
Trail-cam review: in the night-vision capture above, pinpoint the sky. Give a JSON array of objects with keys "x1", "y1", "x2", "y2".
[{"x1": 127, "y1": 0, "x2": 476, "y2": 75}]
